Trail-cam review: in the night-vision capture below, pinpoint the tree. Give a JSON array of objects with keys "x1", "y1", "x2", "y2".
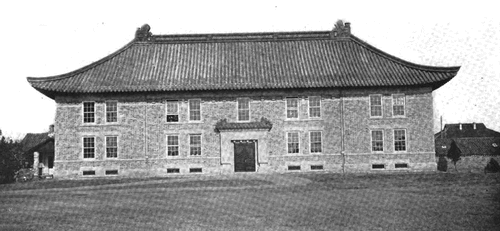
[
  {"x1": 0, "y1": 134, "x2": 24, "y2": 184},
  {"x1": 447, "y1": 140, "x2": 461, "y2": 172}
]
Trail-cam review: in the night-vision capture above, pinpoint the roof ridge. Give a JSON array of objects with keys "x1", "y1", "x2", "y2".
[
  {"x1": 27, "y1": 39, "x2": 137, "y2": 83},
  {"x1": 349, "y1": 35, "x2": 460, "y2": 73}
]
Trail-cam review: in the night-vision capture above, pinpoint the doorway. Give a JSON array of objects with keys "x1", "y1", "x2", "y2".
[{"x1": 233, "y1": 140, "x2": 256, "y2": 172}]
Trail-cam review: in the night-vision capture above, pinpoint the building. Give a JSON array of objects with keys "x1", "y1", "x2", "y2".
[
  {"x1": 20, "y1": 126, "x2": 55, "y2": 177},
  {"x1": 435, "y1": 123, "x2": 500, "y2": 156},
  {"x1": 27, "y1": 22, "x2": 460, "y2": 178}
]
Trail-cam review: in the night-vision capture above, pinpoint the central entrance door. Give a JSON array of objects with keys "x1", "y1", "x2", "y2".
[{"x1": 233, "y1": 140, "x2": 256, "y2": 172}]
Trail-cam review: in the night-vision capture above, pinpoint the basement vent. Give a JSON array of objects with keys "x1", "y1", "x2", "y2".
[
  {"x1": 82, "y1": 170, "x2": 95, "y2": 176},
  {"x1": 105, "y1": 170, "x2": 119, "y2": 175},
  {"x1": 190, "y1": 168, "x2": 202, "y2": 173},
  {"x1": 167, "y1": 168, "x2": 180, "y2": 173},
  {"x1": 288, "y1": 165, "x2": 301, "y2": 171},
  {"x1": 395, "y1": 163, "x2": 409, "y2": 168},
  {"x1": 311, "y1": 165, "x2": 324, "y2": 170},
  {"x1": 371, "y1": 164, "x2": 385, "y2": 169}
]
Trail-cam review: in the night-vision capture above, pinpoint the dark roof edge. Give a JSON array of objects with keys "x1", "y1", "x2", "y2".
[
  {"x1": 349, "y1": 35, "x2": 461, "y2": 73},
  {"x1": 26, "y1": 39, "x2": 138, "y2": 83}
]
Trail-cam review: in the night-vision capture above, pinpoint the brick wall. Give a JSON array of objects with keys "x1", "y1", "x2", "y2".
[{"x1": 53, "y1": 87, "x2": 437, "y2": 178}]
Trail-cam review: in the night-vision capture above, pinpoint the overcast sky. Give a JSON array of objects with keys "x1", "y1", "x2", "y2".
[{"x1": 0, "y1": 0, "x2": 499, "y2": 139}]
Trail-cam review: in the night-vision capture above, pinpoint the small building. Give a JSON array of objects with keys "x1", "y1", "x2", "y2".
[
  {"x1": 435, "y1": 123, "x2": 500, "y2": 156},
  {"x1": 21, "y1": 126, "x2": 55, "y2": 177},
  {"x1": 27, "y1": 22, "x2": 460, "y2": 178}
]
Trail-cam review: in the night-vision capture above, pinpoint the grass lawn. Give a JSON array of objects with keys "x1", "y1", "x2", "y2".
[{"x1": 1, "y1": 172, "x2": 499, "y2": 230}]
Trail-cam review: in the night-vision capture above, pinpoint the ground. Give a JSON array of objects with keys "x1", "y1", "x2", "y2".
[{"x1": 0, "y1": 172, "x2": 499, "y2": 230}]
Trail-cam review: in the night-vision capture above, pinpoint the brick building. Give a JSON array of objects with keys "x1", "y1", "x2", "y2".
[{"x1": 27, "y1": 22, "x2": 460, "y2": 178}]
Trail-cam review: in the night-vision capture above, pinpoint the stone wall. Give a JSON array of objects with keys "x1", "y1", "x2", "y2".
[{"x1": 53, "y1": 86, "x2": 437, "y2": 178}]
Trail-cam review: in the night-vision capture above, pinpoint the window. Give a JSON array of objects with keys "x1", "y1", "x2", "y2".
[
  {"x1": 288, "y1": 166, "x2": 301, "y2": 170},
  {"x1": 83, "y1": 137, "x2": 95, "y2": 159},
  {"x1": 287, "y1": 132, "x2": 300, "y2": 154},
  {"x1": 393, "y1": 94, "x2": 405, "y2": 116},
  {"x1": 166, "y1": 100, "x2": 179, "y2": 122},
  {"x1": 190, "y1": 134, "x2": 202, "y2": 156},
  {"x1": 83, "y1": 102, "x2": 95, "y2": 123},
  {"x1": 308, "y1": 96, "x2": 321, "y2": 118},
  {"x1": 190, "y1": 168, "x2": 202, "y2": 173},
  {"x1": 106, "y1": 136, "x2": 118, "y2": 158},
  {"x1": 370, "y1": 95, "x2": 382, "y2": 117},
  {"x1": 394, "y1": 129, "x2": 407, "y2": 151},
  {"x1": 371, "y1": 130, "x2": 384, "y2": 152},
  {"x1": 395, "y1": 163, "x2": 408, "y2": 168},
  {"x1": 105, "y1": 170, "x2": 119, "y2": 175},
  {"x1": 189, "y1": 99, "x2": 201, "y2": 121},
  {"x1": 310, "y1": 131, "x2": 322, "y2": 153},
  {"x1": 167, "y1": 135, "x2": 179, "y2": 156},
  {"x1": 311, "y1": 165, "x2": 324, "y2": 170},
  {"x1": 106, "y1": 101, "x2": 118, "y2": 123},
  {"x1": 83, "y1": 170, "x2": 95, "y2": 175},
  {"x1": 372, "y1": 164, "x2": 385, "y2": 169},
  {"x1": 167, "y1": 168, "x2": 180, "y2": 173},
  {"x1": 237, "y1": 98, "x2": 250, "y2": 121},
  {"x1": 286, "y1": 98, "x2": 299, "y2": 119}
]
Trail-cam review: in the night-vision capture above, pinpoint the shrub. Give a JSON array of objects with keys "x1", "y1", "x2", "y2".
[
  {"x1": 484, "y1": 158, "x2": 500, "y2": 173},
  {"x1": 437, "y1": 156, "x2": 448, "y2": 172}
]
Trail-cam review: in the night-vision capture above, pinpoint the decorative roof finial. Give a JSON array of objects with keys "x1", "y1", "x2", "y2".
[
  {"x1": 332, "y1": 20, "x2": 351, "y2": 38},
  {"x1": 135, "y1": 24, "x2": 152, "y2": 41}
]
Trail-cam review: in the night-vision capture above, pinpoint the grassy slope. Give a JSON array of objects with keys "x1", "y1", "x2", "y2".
[{"x1": 0, "y1": 173, "x2": 499, "y2": 231}]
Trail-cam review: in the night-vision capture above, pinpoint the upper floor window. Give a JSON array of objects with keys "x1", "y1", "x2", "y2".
[
  {"x1": 310, "y1": 131, "x2": 322, "y2": 153},
  {"x1": 394, "y1": 129, "x2": 407, "y2": 152},
  {"x1": 83, "y1": 137, "x2": 95, "y2": 159},
  {"x1": 190, "y1": 134, "x2": 202, "y2": 156},
  {"x1": 166, "y1": 100, "x2": 179, "y2": 122},
  {"x1": 237, "y1": 98, "x2": 250, "y2": 121},
  {"x1": 106, "y1": 101, "x2": 118, "y2": 123},
  {"x1": 287, "y1": 132, "x2": 300, "y2": 154},
  {"x1": 308, "y1": 96, "x2": 321, "y2": 118},
  {"x1": 83, "y1": 102, "x2": 95, "y2": 123},
  {"x1": 371, "y1": 130, "x2": 384, "y2": 152},
  {"x1": 106, "y1": 136, "x2": 118, "y2": 158},
  {"x1": 392, "y1": 94, "x2": 405, "y2": 117},
  {"x1": 370, "y1": 95, "x2": 382, "y2": 117},
  {"x1": 167, "y1": 135, "x2": 179, "y2": 156},
  {"x1": 189, "y1": 99, "x2": 201, "y2": 121},
  {"x1": 286, "y1": 98, "x2": 299, "y2": 119}
]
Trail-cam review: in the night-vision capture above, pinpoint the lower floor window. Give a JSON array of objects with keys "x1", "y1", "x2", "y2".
[
  {"x1": 167, "y1": 135, "x2": 179, "y2": 156},
  {"x1": 371, "y1": 130, "x2": 384, "y2": 152},
  {"x1": 83, "y1": 137, "x2": 95, "y2": 159},
  {"x1": 310, "y1": 131, "x2": 322, "y2": 153},
  {"x1": 287, "y1": 132, "x2": 300, "y2": 154},
  {"x1": 106, "y1": 136, "x2": 118, "y2": 158},
  {"x1": 394, "y1": 129, "x2": 407, "y2": 151},
  {"x1": 190, "y1": 134, "x2": 202, "y2": 156}
]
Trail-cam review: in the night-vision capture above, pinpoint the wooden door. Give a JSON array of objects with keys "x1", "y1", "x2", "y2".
[{"x1": 234, "y1": 141, "x2": 256, "y2": 172}]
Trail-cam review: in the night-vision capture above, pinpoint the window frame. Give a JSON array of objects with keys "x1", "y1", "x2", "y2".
[
  {"x1": 105, "y1": 101, "x2": 118, "y2": 124},
  {"x1": 189, "y1": 134, "x2": 202, "y2": 156},
  {"x1": 392, "y1": 94, "x2": 406, "y2": 117},
  {"x1": 394, "y1": 129, "x2": 407, "y2": 152},
  {"x1": 371, "y1": 130, "x2": 384, "y2": 153},
  {"x1": 82, "y1": 136, "x2": 95, "y2": 159},
  {"x1": 166, "y1": 100, "x2": 180, "y2": 123},
  {"x1": 166, "y1": 134, "x2": 180, "y2": 157},
  {"x1": 286, "y1": 97, "x2": 299, "y2": 120},
  {"x1": 83, "y1": 102, "x2": 96, "y2": 124},
  {"x1": 188, "y1": 99, "x2": 202, "y2": 122},
  {"x1": 309, "y1": 131, "x2": 323, "y2": 154},
  {"x1": 369, "y1": 94, "x2": 382, "y2": 118},
  {"x1": 286, "y1": 131, "x2": 300, "y2": 154},
  {"x1": 308, "y1": 96, "x2": 321, "y2": 119},
  {"x1": 237, "y1": 98, "x2": 251, "y2": 122},
  {"x1": 105, "y1": 136, "x2": 118, "y2": 159}
]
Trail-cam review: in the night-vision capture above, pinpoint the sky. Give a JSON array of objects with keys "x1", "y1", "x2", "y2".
[{"x1": 0, "y1": 0, "x2": 499, "y2": 139}]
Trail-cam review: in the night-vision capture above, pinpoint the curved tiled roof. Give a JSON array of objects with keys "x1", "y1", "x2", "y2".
[{"x1": 27, "y1": 24, "x2": 460, "y2": 99}]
